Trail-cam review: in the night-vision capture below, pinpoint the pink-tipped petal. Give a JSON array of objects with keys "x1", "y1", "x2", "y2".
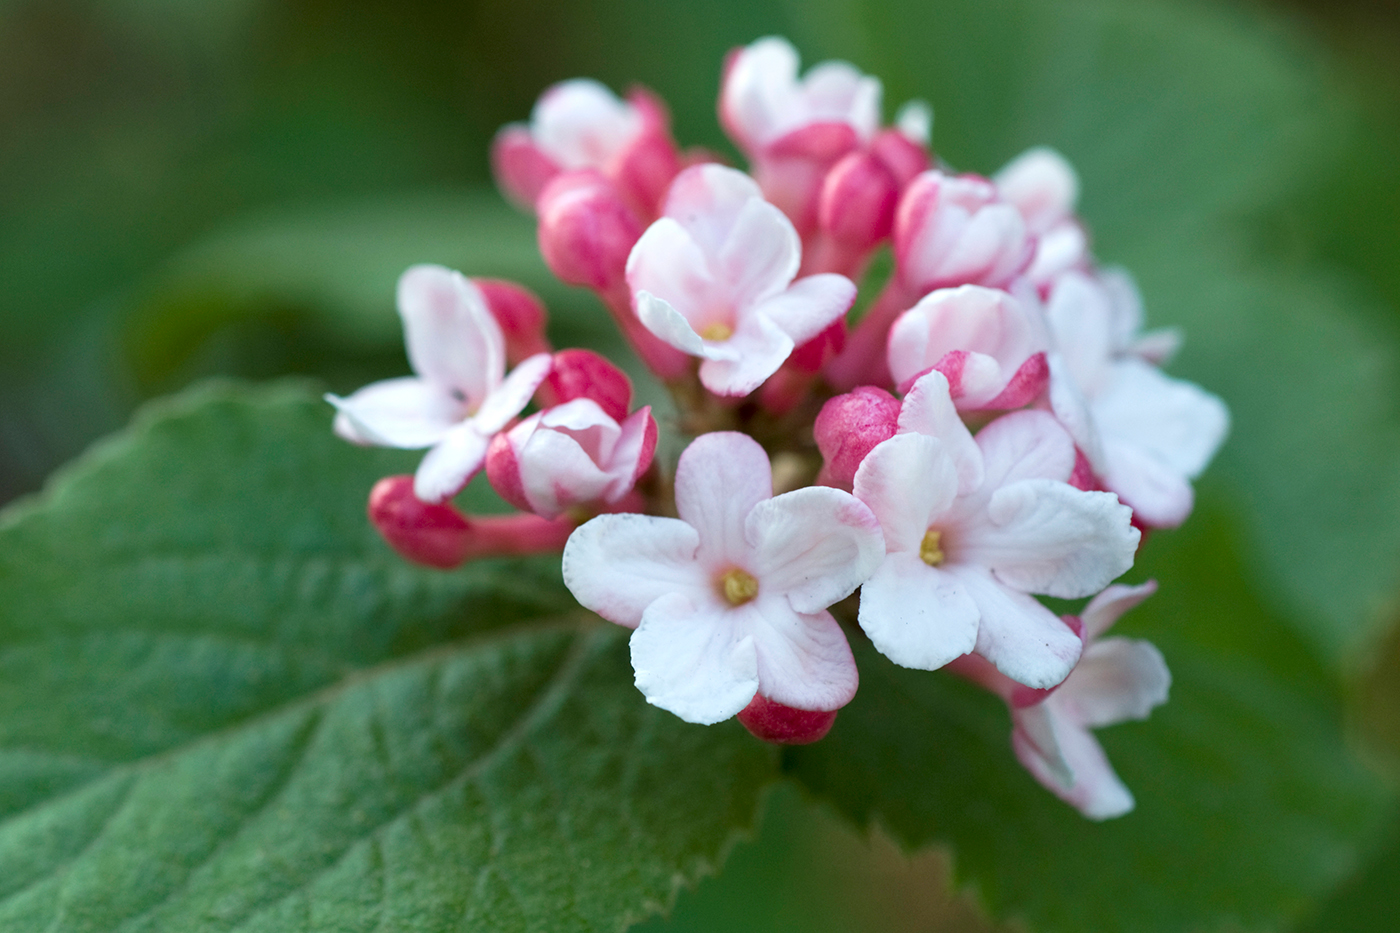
[
  {"x1": 491, "y1": 124, "x2": 561, "y2": 210},
  {"x1": 562, "y1": 514, "x2": 707, "y2": 627},
  {"x1": 485, "y1": 421, "x2": 534, "y2": 513},
  {"x1": 858, "y1": 552, "x2": 980, "y2": 670},
  {"x1": 983, "y1": 351, "x2": 1049, "y2": 410},
  {"x1": 896, "y1": 370, "x2": 984, "y2": 493},
  {"x1": 631, "y1": 593, "x2": 760, "y2": 724}
]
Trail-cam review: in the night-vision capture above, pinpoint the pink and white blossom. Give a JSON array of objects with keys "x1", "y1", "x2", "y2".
[
  {"x1": 492, "y1": 79, "x2": 681, "y2": 219},
  {"x1": 994, "y1": 147, "x2": 1088, "y2": 289},
  {"x1": 562, "y1": 431, "x2": 885, "y2": 724},
  {"x1": 853, "y1": 373, "x2": 1139, "y2": 688},
  {"x1": 627, "y1": 164, "x2": 857, "y2": 395},
  {"x1": 886, "y1": 284, "x2": 1051, "y2": 408},
  {"x1": 1045, "y1": 269, "x2": 1229, "y2": 527},
  {"x1": 328, "y1": 264, "x2": 552, "y2": 503},
  {"x1": 895, "y1": 171, "x2": 1033, "y2": 294}
]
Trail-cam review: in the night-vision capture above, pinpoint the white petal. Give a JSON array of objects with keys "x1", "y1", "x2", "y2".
[
  {"x1": 1059, "y1": 637, "x2": 1171, "y2": 728},
  {"x1": 326, "y1": 378, "x2": 460, "y2": 449},
  {"x1": 562, "y1": 513, "x2": 707, "y2": 627},
  {"x1": 894, "y1": 99, "x2": 932, "y2": 145},
  {"x1": 753, "y1": 274, "x2": 857, "y2": 347},
  {"x1": 473, "y1": 353, "x2": 552, "y2": 434},
  {"x1": 518, "y1": 427, "x2": 612, "y2": 518},
  {"x1": 1012, "y1": 705, "x2": 1135, "y2": 820},
  {"x1": 954, "y1": 567, "x2": 1083, "y2": 688},
  {"x1": 662, "y1": 163, "x2": 765, "y2": 256},
  {"x1": 630, "y1": 593, "x2": 760, "y2": 724},
  {"x1": 975, "y1": 410, "x2": 1077, "y2": 490},
  {"x1": 1045, "y1": 270, "x2": 1115, "y2": 396},
  {"x1": 960, "y1": 480, "x2": 1138, "y2": 599},
  {"x1": 896, "y1": 370, "x2": 984, "y2": 494},
  {"x1": 852, "y1": 433, "x2": 960, "y2": 554},
  {"x1": 413, "y1": 422, "x2": 491, "y2": 503},
  {"x1": 747, "y1": 486, "x2": 884, "y2": 612},
  {"x1": 742, "y1": 596, "x2": 859, "y2": 711},
  {"x1": 994, "y1": 146, "x2": 1079, "y2": 234},
  {"x1": 531, "y1": 78, "x2": 640, "y2": 170},
  {"x1": 673, "y1": 432, "x2": 773, "y2": 569},
  {"x1": 397, "y1": 265, "x2": 504, "y2": 405},
  {"x1": 626, "y1": 218, "x2": 719, "y2": 324},
  {"x1": 858, "y1": 552, "x2": 980, "y2": 670},
  {"x1": 1011, "y1": 703, "x2": 1073, "y2": 789},
  {"x1": 1046, "y1": 352, "x2": 1106, "y2": 473},
  {"x1": 1100, "y1": 436, "x2": 1195, "y2": 528},
  {"x1": 1092, "y1": 358, "x2": 1229, "y2": 478},
  {"x1": 715, "y1": 197, "x2": 801, "y2": 309},
  {"x1": 1081, "y1": 580, "x2": 1157, "y2": 640},
  {"x1": 721, "y1": 37, "x2": 802, "y2": 149},
  {"x1": 636, "y1": 290, "x2": 709, "y2": 357},
  {"x1": 697, "y1": 313, "x2": 794, "y2": 396}
]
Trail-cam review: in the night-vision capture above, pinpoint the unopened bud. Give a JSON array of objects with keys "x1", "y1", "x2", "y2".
[
  {"x1": 537, "y1": 171, "x2": 644, "y2": 292},
  {"x1": 814, "y1": 386, "x2": 901, "y2": 489},
  {"x1": 545, "y1": 348, "x2": 633, "y2": 422},
  {"x1": 737, "y1": 693, "x2": 840, "y2": 745},
  {"x1": 474, "y1": 278, "x2": 552, "y2": 365},
  {"x1": 368, "y1": 475, "x2": 472, "y2": 569},
  {"x1": 490, "y1": 124, "x2": 561, "y2": 212},
  {"x1": 870, "y1": 127, "x2": 931, "y2": 187},
  {"x1": 818, "y1": 151, "x2": 899, "y2": 253}
]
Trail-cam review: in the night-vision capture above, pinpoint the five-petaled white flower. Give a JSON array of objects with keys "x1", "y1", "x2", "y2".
[
  {"x1": 327, "y1": 264, "x2": 552, "y2": 503},
  {"x1": 1010, "y1": 581, "x2": 1171, "y2": 819},
  {"x1": 627, "y1": 163, "x2": 858, "y2": 396},
  {"x1": 562, "y1": 431, "x2": 885, "y2": 724},
  {"x1": 853, "y1": 371, "x2": 1140, "y2": 689}
]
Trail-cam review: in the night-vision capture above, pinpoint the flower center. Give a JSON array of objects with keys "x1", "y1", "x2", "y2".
[
  {"x1": 700, "y1": 322, "x2": 734, "y2": 342},
  {"x1": 919, "y1": 529, "x2": 945, "y2": 566},
  {"x1": 717, "y1": 567, "x2": 759, "y2": 605}
]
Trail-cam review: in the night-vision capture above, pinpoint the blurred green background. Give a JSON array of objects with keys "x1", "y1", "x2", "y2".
[{"x1": 3, "y1": 0, "x2": 1399, "y2": 929}]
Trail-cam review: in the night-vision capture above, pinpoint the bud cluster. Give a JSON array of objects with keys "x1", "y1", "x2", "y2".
[{"x1": 330, "y1": 37, "x2": 1228, "y2": 819}]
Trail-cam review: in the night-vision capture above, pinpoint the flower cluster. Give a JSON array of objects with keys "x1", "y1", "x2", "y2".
[{"x1": 331, "y1": 37, "x2": 1227, "y2": 819}]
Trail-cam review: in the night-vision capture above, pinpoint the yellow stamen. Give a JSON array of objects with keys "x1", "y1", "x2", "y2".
[
  {"x1": 700, "y1": 322, "x2": 734, "y2": 342},
  {"x1": 919, "y1": 529, "x2": 945, "y2": 566},
  {"x1": 717, "y1": 567, "x2": 759, "y2": 606}
]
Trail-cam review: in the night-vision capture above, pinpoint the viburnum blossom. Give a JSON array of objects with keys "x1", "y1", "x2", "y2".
[
  {"x1": 327, "y1": 264, "x2": 551, "y2": 503},
  {"x1": 562, "y1": 432, "x2": 884, "y2": 725},
  {"x1": 328, "y1": 36, "x2": 1229, "y2": 814},
  {"x1": 1045, "y1": 269, "x2": 1229, "y2": 527},
  {"x1": 628, "y1": 163, "x2": 857, "y2": 395},
  {"x1": 950, "y1": 581, "x2": 1170, "y2": 819},
  {"x1": 852, "y1": 372, "x2": 1139, "y2": 687}
]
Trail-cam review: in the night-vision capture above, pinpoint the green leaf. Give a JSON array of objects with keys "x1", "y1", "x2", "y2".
[
  {"x1": 786, "y1": 491, "x2": 1388, "y2": 933},
  {"x1": 0, "y1": 382, "x2": 777, "y2": 931}
]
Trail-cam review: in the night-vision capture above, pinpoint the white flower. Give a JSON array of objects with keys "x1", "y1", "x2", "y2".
[
  {"x1": 853, "y1": 372, "x2": 1139, "y2": 688},
  {"x1": 327, "y1": 264, "x2": 552, "y2": 503},
  {"x1": 627, "y1": 163, "x2": 857, "y2": 395},
  {"x1": 720, "y1": 36, "x2": 881, "y2": 154},
  {"x1": 1045, "y1": 269, "x2": 1229, "y2": 527},
  {"x1": 1011, "y1": 582, "x2": 1171, "y2": 819},
  {"x1": 562, "y1": 431, "x2": 885, "y2": 724}
]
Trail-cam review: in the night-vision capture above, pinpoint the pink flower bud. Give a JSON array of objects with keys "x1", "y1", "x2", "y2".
[
  {"x1": 737, "y1": 693, "x2": 840, "y2": 745},
  {"x1": 544, "y1": 348, "x2": 633, "y2": 422},
  {"x1": 536, "y1": 171, "x2": 644, "y2": 292},
  {"x1": 473, "y1": 278, "x2": 552, "y2": 365},
  {"x1": 490, "y1": 124, "x2": 562, "y2": 211},
  {"x1": 369, "y1": 475, "x2": 473, "y2": 569},
  {"x1": 869, "y1": 127, "x2": 931, "y2": 187},
  {"x1": 612, "y1": 87, "x2": 683, "y2": 220},
  {"x1": 369, "y1": 475, "x2": 576, "y2": 567},
  {"x1": 486, "y1": 398, "x2": 658, "y2": 520},
  {"x1": 818, "y1": 150, "x2": 899, "y2": 254},
  {"x1": 894, "y1": 171, "x2": 1033, "y2": 294},
  {"x1": 815, "y1": 386, "x2": 901, "y2": 488}
]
